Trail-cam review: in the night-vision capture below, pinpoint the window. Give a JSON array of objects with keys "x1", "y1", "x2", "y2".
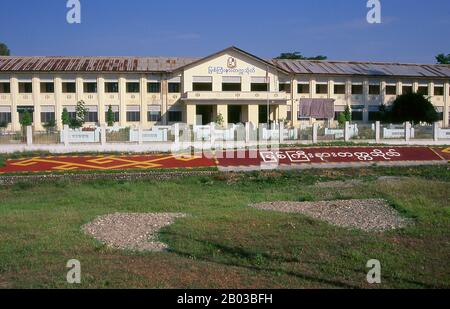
[
  {"x1": 147, "y1": 82, "x2": 161, "y2": 93},
  {"x1": 126, "y1": 106, "x2": 140, "y2": 122},
  {"x1": 434, "y1": 86, "x2": 444, "y2": 96},
  {"x1": 105, "y1": 106, "x2": 119, "y2": 122},
  {"x1": 251, "y1": 77, "x2": 268, "y2": 92},
  {"x1": 193, "y1": 83, "x2": 212, "y2": 91},
  {"x1": 0, "y1": 83, "x2": 10, "y2": 93},
  {"x1": 297, "y1": 83, "x2": 310, "y2": 94},
  {"x1": 0, "y1": 111, "x2": 11, "y2": 124},
  {"x1": 168, "y1": 111, "x2": 182, "y2": 122},
  {"x1": 279, "y1": 83, "x2": 291, "y2": 93},
  {"x1": 168, "y1": 83, "x2": 180, "y2": 93},
  {"x1": 351, "y1": 84, "x2": 363, "y2": 95},
  {"x1": 84, "y1": 82, "x2": 97, "y2": 93},
  {"x1": 334, "y1": 84, "x2": 346, "y2": 94},
  {"x1": 417, "y1": 86, "x2": 429, "y2": 95},
  {"x1": 40, "y1": 82, "x2": 54, "y2": 93},
  {"x1": 105, "y1": 82, "x2": 119, "y2": 93},
  {"x1": 147, "y1": 106, "x2": 162, "y2": 122},
  {"x1": 351, "y1": 106, "x2": 364, "y2": 121},
  {"x1": 402, "y1": 85, "x2": 413, "y2": 94},
  {"x1": 62, "y1": 82, "x2": 76, "y2": 93},
  {"x1": 316, "y1": 83, "x2": 328, "y2": 94},
  {"x1": 222, "y1": 83, "x2": 241, "y2": 91},
  {"x1": 126, "y1": 82, "x2": 140, "y2": 93},
  {"x1": 369, "y1": 85, "x2": 381, "y2": 95},
  {"x1": 85, "y1": 107, "x2": 98, "y2": 122},
  {"x1": 386, "y1": 85, "x2": 397, "y2": 95},
  {"x1": 19, "y1": 82, "x2": 32, "y2": 93},
  {"x1": 41, "y1": 112, "x2": 55, "y2": 123}
]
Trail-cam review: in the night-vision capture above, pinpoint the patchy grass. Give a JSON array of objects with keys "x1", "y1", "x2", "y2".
[{"x1": 0, "y1": 166, "x2": 449, "y2": 288}]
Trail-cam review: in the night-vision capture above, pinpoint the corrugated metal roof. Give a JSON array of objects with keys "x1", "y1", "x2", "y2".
[
  {"x1": 272, "y1": 59, "x2": 450, "y2": 78},
  {"x1": 0, "y1": 56, "x2": 201, "y2": 73},
  {"x1": 0, "y1": 53, "x2": 449, "y2": 78}
]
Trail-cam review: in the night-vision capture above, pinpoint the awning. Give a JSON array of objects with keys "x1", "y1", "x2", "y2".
[{"x1": 298, "y1": 98, "x2": 335, "y2": 119}]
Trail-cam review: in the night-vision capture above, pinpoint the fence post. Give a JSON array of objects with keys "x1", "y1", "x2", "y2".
[
  {"x1": 63, "y1": 125, "x2": 69, "y2": 147},
  {"x1": 245, "y1": 122, "x2": 250, "y2": 144},
  {"x1": 26, "y1": 126, "x2": 32, "y2": 146},
  {"x1": 405, "y1": 122, "x2": 411, "y2": 141},
  {"x1": 375, "y1": 121, "x2": 381, "y2": 143},
  {"x1": 100, "y1": 124, "x2": 106, "y2": 146},
  {"x1": 344, "y1": 121, "x2": 350, "y2": 142},
  {"x1": 210, "y1": 123, "x2": 215, "y2": 147},
  {"x1": 279, "y1": 122, "x2": 284, "y2": 144},
  {"x1": 138, "y1": 126, "x2": 143, "y2": 145},
  {"x1": 433, "y1": 122, "x2": 439, "y2": 142},
  {"x1": 312, "y1": 123, "x2": 318, "y2": 144}
]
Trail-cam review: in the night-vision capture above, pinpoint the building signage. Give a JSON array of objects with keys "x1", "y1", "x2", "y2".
[
  {"x1": 17, "y1": 106, "x2": 35, "y2": 113},
  {"x1": 208, "y1": 58, "x2": 256, "y2": 75}
]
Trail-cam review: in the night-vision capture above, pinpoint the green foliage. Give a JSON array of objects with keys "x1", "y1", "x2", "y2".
[
  {"x1": 337, "y1": 112, "x2": 347, "y2": 127},
  {"x1": 61, "y1": 108, "x2": 70, "y2": 126},
  {"x1": 275, "y1": 52, "x2": 327, "y2": 60},
  {"x1": 344, "y1": 105, "x2": 352, "y2": 122},
  {"x1": 19, "y1": 111, "x2": 32, "y2": 127},
  {"x1": 216, "y1": 113, "x2": 224, "y2": 127},
  {"x1": 0, "y1": 42, "x2": 10, "y2": 56},
  {"x1": 75, "y1": 100, "x2": 88, "y2": 127},
  {"x1": 106, "y1": 105, "x2": 115, "y2": 127},
  {"x1": 435, "y1": 53, "x2": 450, "y2": 64},
  {"x1": 390, "y1": 93, "x2": 439, "y2": 124}
]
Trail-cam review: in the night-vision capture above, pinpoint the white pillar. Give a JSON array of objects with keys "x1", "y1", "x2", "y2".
[
  {"x1": 245, "y1": 122, "x2": 250, "y2": 143},
  {"x1": 26, "y1": 126, "x2": 32, "y2": 146},
  {"x1": 138, "y1": 126, "x2": 143, "y2": 145},
  {"x1": 100, "y1": 124, "x2": 106, "y2": 145},
  {"x1": 375, "y1": 121, "x2": 381, "y2": 142},
  {"x1": 63, "y1": 124, "x2": 69, "y2": 146},
  {"x1": 433, "y1": 122, "x2": 439, "y2": 141},
  {"x1": 312, "y1": 123, "x2": 318, "y2": 143},
  {"x1": 405, "y1": 122, "x2": 411, "y2": 141},
  {"x1": 210, "y1": 123, "x2": 215, "y2": 146},
  {"x1": 279, "y1": 122, "x2": 284, "y2": 144},
  {"x1": 344, "y1": 121, "x2": 350, "y2": 142}
]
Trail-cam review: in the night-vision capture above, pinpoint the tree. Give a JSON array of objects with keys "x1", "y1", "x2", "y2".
[
  {"x1": 338, "y1": 112, "x2": 347, "y2": 127},
  {"x1": 0, "y1": 43, "x2": 10, "y2": 56},
  {"x1": 43, "y1": 119, "x2": 56, "y2": 132},
  {"x1": 275, "y1": 52, "x2": 327, "y2": 60},
  {"x1": 62, "y1": 108, "x2": 70, "y2": 126},
  {"x1": 106, "y1": 105, "x2": 115, "y2": 126},
  {"x1": 436, "y1": 54, "x2": 450, "y2": 64},
  {"x1": 344, "y1": 105, "x2": 352, "y2": 122},
  {"x1": 20, "y1": 111, "x2": 32, "y2": 127},
  {"x1": 216, "y1": 113, "x2": 224, "y2": 127},
  {"x1": 389, "y1": 93, "x2": 439, "y2": 124},
  {"x1": 69, "y1": 100, "x2": 88, "y2": 129}
]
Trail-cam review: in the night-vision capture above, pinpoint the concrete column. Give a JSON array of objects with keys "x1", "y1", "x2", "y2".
[
  {"x1": 312, "y1": 123, "x2": 318, "y2": 143},
  {"x1": 32, "y1": 76, "x2": 41, "y2": 130},
  {"x1": 375, "y1": 121, "x2": 381, "y2": 142},
  {"x1": 138, "y1": 126, "x2": 143, "y2": 144},
  {"x1": 161, "y1": 75, "x2": 168, "y2": 125},
  {"x1": 363, "y1": 80, "x2": 369, "y2": 123},
  {"x1": 405, "y1": 122, "x2": 411, "y2": 141},
  {"x1": 344, "y1": 121, "x2": 350, "y2": 142},
  {"x1": 433, "y1": 122, "x2": 439, "y2": 141},
  {"x1": 216, "y1": 104, "x2": 228, "y2": 126},
  {"x1": 54, "y1": 77, "x2": 63, "y2": 130},
  {"x1": 26, "y1": 125, "x2": 32, "y2": 146},
  {"x1": 279, "y1": 122, "x2": 284, "y2": 143},
  {"x1": 63, "y1": 124, "x2": 69, "y2": 146},
  {"x1": 248, "y1": 104, "x2": 259, "y2": 126},
  {"x1": 100, "y1": 124, "x2": 106, "y2": 145},
  {"x1": 186, "y1": 104, "x2": 196, "y2": 126},
  {"x1": 76, "y1": 77, "x2": 83, "y2": 102},
  {"x1": 140, "y1": 75, "x2": 147, "y2": 128},
  {"x1": 98, "y1": 77, "x2": 106, "y2": 125},
  {"x1": 119, "y1": 77, "x2": 126, "y2": 127},
  {"x1": 245, "y1": 122, "x2": 250, "y2": 143}
]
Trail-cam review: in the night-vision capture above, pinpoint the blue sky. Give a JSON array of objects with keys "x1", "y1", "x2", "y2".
[{"x1": 1, "y1": 0, "x2": 449, "y2": 63}]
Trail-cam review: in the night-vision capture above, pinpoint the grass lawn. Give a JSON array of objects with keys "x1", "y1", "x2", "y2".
[{"x1": 0, "y1": 166, "x2": 449, "y2": 288}]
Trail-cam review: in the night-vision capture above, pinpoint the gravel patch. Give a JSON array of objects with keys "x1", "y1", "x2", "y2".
[
  {"x1": 250, "y1": 199, "x2": 410, "y2": 232},
  {"x1": 82, "y1": 213, "x2": 187, "y2": 252}
]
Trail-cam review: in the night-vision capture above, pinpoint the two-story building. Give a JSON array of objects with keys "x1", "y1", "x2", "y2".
[{"x1": 0, "y1": 46, "x2": 449, "y2": 131}]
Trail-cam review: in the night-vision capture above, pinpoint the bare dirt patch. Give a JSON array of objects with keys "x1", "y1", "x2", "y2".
[
  {"x1": 82, "y1": 213, "x2": 186, "y2": 252},
  {"x1": 250, "y1": 199, "x2": 410, "y2": 232}
]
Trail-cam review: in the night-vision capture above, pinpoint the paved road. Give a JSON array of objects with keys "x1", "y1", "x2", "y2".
[{"x1": 0, "y1": 146, "x2": 448, "y2": 174}]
